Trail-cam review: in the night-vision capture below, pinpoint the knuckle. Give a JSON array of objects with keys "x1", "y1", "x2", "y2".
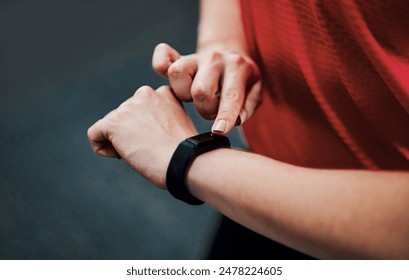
[
  {"x1": 208, "y1": 51, "x2": 223, "y2": 62},
  {"x1": 107, "y1": 108, "x2": 122, "y2": 120},
  {"x1": 135, "y1": 85, "x2": 153, "y2": 96},
  {"x1": 226, "y1": 53, "x2": 246, "y2": 66},
  {"x1": 199, "y1": 108, "x2": 217, "y2": 120},
  {"x1": 200, "y1": 112, "x2": 216, "y2": 121},
  {"x1": 191, "y1": 84, "x2": 212, "y2": 100}
]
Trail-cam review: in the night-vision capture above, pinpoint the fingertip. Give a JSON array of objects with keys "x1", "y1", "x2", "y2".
[{"x1": 211, "y1": 118, "x2": 228, "y2": 135}]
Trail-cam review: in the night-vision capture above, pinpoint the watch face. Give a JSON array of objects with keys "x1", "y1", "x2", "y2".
[
  {"x1": 186, "y1": 132, "x2": 217, "y2": 145},
  {"x1": 186, "y1": 132, "x2": 230, "y2": 149}
]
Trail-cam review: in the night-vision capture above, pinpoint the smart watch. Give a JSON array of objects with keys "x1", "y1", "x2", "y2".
[{"x1": 166, "y1": 132, "x2": 231, "y2": 205}]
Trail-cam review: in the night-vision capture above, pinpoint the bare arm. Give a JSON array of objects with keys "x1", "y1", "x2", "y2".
[
  {"x1": 88, "y1": 84, "x2": 409, "y2": 259},
  {"x1": 197, "y1": 0, "x2": 248, "y2": 52},
  {"x1": 187, "y1": 148, "x2": 409, "y2": 259}
]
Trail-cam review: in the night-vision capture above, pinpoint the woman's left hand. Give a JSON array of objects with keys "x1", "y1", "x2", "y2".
[{"x1": 87, "y1": 85, "x2": 197, "y2": 188}]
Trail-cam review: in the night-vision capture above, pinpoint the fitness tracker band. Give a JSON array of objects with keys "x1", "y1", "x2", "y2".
[{"x1": 166, "y1": 132, "x2": 231, "y2": 205}]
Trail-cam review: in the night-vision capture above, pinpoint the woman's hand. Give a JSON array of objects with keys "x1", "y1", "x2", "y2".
[
  {"x1": 152, "y1": 43, "x2": 262, "y2": 135},
  {"x1": 87, "y1": 85, "x2": 197, "y2": 188}
]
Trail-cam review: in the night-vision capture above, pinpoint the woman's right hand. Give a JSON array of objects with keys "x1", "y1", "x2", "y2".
[{"x1": 152, "y1": 43, "x2": 262, "y2": 135}]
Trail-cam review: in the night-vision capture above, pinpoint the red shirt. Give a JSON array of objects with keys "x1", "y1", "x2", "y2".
[{"x1": 240, "y1": 0, "x2": 409, "y2": 170}]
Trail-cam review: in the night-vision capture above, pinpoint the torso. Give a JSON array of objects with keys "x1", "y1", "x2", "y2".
[{"x1": 240, "y1": 0, "x2": 409, "y2": 170}]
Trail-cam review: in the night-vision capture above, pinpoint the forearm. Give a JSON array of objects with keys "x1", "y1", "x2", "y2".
[
  {"x1": 186, "y1": 148, "x2": 409, "y2": 259},
  {"x1": 198, "y1": 0, "x2": 247, "y2": 52}
]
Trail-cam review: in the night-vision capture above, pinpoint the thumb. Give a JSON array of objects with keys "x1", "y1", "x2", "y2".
[
  {"x1": 87, "y1": 120, "x2": 121, "y2": 159},
  {"x1": 152, "y1": 43, "x2": 181, "y2": 77}
]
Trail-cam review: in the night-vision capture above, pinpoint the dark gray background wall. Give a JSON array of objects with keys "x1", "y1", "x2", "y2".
[{"x1": 0, "y1": 0, "x2": 246, "y2": 259}]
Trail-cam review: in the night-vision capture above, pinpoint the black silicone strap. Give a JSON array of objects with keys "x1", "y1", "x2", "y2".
[{"x1": 166, "y1": 132, "x2": 231, "y2": 205}]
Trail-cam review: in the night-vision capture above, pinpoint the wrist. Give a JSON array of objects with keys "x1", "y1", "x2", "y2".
[
  {"x1": 166, "y1": 132, "x2": 231, "y2": 205},
  {"x1": 197, "y1": 0, "x2": 247, "y2": 54}
]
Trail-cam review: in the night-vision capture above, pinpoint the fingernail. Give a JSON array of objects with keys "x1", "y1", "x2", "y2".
[
  {"x1": 212, "y1": 119, "x2": 227, "y2": 133},
  {"x1": 235, "y1": 115, "x2": 241, "y2": 126},
  {"x1": 239, "y1": 110, "x2": 247, "y2": 125}
]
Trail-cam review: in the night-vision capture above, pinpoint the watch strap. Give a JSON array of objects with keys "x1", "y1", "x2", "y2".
[{"x1": 166, "y1": 132, "x2": 230, "y2": 205}]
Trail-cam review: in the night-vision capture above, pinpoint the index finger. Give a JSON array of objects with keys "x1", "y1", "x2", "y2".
[{"x1": 212, "y1": 56, "x2": 252, "y2": 135}]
